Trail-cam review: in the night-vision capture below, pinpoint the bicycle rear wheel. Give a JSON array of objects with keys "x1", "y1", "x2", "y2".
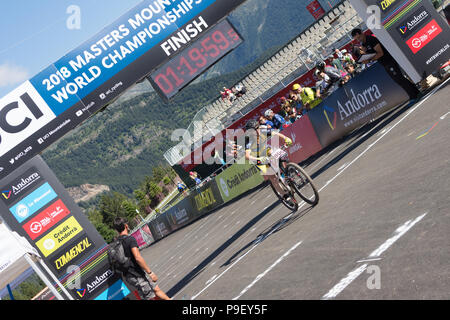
[
  {"x1": 285, "y1": 163, "x2": 319, "y2": 206},
  {"x1": 269, "y1": 178, "x2": 299, "y2": 211}
]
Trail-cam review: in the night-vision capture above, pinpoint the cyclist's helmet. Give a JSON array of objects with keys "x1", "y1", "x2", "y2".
[
  {"x1": 316, "y1": 61, "x2": 326, "y2": 71},
  {"x1": 245, "y1": 119, "x2": 259, "y2": 131}
]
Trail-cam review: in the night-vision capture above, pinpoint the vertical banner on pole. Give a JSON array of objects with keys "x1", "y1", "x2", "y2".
[
  {"x1": 0, "y1": 156, "x2": 131, "y2": 300},
  {"x1": 348, "y1": 0, "x2": 450, "y2": 82}
]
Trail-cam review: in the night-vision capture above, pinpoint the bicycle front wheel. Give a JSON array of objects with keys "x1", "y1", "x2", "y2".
[{"x1": 285, "y1": 163, "x2": 319, "y2": 206}]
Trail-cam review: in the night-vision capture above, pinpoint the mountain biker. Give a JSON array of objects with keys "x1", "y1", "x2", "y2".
[{"x1": 244, "y1": 119, "x2": 294, "y2": 203}]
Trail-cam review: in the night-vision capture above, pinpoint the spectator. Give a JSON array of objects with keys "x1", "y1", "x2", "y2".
[
  {"x1": 341, "y1": 49, "x2": 356, "y2": 68},
  {"x1": 189, "y1": 171, "x2": 202, "y2": 185},
  {"x1": 345, "y1": 64, "x2": 360, "y2": 79},
  {"x1": 292, "y1": 83, "x2": 322, "y2": 111},
  {"x1": 316, "y1": 61, "x2": 343, "y2": 89},
  {"x1": 234, "y1": 83, "x2": 247, "y2": 97},
  {"x1": 289, "y1": 90, "x2": 306, "y2": 114},
  {"x1": 329, "y1": 54, "x2": 346, "y2": 74},
  {"x1": 259, "y1": 115, "x2": 274, "y2": 129},
  {"x1": 220, "y1": 87, "x2": 235, "y2": 104},
  {"x1": 351, "y1": 28, "x2": 420, "y2": 101},
  {"x1": 112, "y1": 217, "x2": 171, "y2": 300},
  {"x1": 314, "y1": 70, "x2": 331, "y2": 99},
  {"x1": 264, "y1": 109, "x2": 286, "y2": 130}
]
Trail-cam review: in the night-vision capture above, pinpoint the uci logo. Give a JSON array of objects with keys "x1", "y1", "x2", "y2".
[{"x1": 0, "y1": 81, "x2": 55, "y2": 156}]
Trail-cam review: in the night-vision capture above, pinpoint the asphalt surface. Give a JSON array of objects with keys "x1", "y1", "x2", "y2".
[{"x1": 141, "y1": 79, "x2": 450, "y2": 300}]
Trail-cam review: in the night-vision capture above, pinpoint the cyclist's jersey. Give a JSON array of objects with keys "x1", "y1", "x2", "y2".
[
  {"x1": 245, "y1": 132, "x2": 273, "y2": 174},
  {"x1": 245, "y1": 132, "x2": 271, "y2": 157}
]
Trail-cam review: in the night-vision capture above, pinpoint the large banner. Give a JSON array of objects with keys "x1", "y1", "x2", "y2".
[
  {"x1": 308, "y1": 62, "x2": 409, "y2": 147},
  {"x1": 0, "y1": 156, "x2": 131, "y2": 300},
  {"x1": 349, "y1": 0, "x2": 450, "y2": 83},
  {"x1": 0, "y1": 0, "x2": 248, "y2": 179}
]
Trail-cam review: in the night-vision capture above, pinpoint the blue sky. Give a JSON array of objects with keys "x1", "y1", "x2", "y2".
[{"x1": 0, "y1": 0, "x2": 141, "y2": 98}]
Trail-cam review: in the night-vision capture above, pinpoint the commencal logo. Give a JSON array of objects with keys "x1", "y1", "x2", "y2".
[{"x1": 323, "y1": 105, "x2": 337, "y2": 130}]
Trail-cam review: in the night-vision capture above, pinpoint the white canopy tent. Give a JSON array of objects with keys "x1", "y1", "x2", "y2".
[{"x1": 0, "y1": 221, "x2": 72, "y2": 300}]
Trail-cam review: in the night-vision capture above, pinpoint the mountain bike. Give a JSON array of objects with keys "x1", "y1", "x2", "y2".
[{"x1": 266, "y1": 145, "x2": 319, "y2": 211}]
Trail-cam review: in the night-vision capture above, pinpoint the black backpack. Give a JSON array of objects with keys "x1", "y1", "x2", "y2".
[{"x1": 107, "y1": 236, "x2": 133, "y2": 274}]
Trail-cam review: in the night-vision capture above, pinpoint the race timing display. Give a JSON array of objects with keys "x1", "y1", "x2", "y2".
[
  {"x1": 149, "y1": 20, "x2": 243, "y2": 100},
  {"x1": 149, "y1": 19, "x2": 243, "y2": 100}
]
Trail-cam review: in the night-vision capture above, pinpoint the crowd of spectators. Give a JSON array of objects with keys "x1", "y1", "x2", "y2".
[
  {"x1": 252, "y1": 45, "x2": 368, "y2": 133},
  {"x1": 220, "y1": 83, "x2": 247, "y2": 104}
]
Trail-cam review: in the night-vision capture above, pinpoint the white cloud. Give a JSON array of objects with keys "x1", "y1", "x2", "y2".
[{"x1": 0, "y1": 63, "x2": 29, "y2": 87}]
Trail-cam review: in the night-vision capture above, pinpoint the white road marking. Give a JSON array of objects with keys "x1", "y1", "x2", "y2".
[
  {"x1": 356, "y1": 258, "x2": 382, "y2": 263},
  {"x1": 322, "y1": 264, "x2": 369, "y2": 300},
  {"x1": 233, "y1": 241, "x2": 303, "y2": 300},
  {"x1": 322, "y1": 212, "x2": 427, "y2": 300},
  {"x1": 440, "y1": 111, "x2": 450, "y2": 120},
  {"x1": 206, "y1": 275, "x2": 217, "y2": 285},
  {"x1": 368, "y1": 213, "x2": 427, "y2": 258}
]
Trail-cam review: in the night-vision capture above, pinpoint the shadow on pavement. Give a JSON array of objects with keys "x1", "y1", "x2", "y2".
[{"x1": 166, "y1": 199, "x2": 281, "y2": 297}]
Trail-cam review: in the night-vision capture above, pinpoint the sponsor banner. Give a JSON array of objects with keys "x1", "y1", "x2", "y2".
[
  {"x1": 0, "y1": 156, "x2": 132, "y2": 300},
  {"x1": 166, "y1": 197, "x2": 196, "y2": 231},
  {"x1": 148, "y1": 214, "x2": 173, "y2": 241},
  {"x1": 50, "y1": 234, "x2": 96, "y2": 274},
  {"x1": 352, "y1": 0, "x2": 450, "y2": 82},
  {"x1": 140, "y1": 224, "x2": 155, "y2": 245},
  {"x1": 190, "y1": 180, "x2": 224, "y2": 217},
  {"x1": 308, "y1": 63, "x2": 409, "y2": 147},
  {"x1": 406, "y1": 19, "x2": 442, "y2": 54},
  {"x1": 0, "y1": 167, "x2": 43, "y2": 206},
  {"x1": 35, "y1": 216, "x2": 84, "y2": 257},
  {"x1": 216, "y1": 164, "x2": 264, "y2": 203},
  {"x1": 307, "y1": 0, "x2": 326, "y2": 20},
  {"x1": 131, "y1": 229, "x2": 147, "y2": 248},
  {"x1": 276, "y1": 114, "x2": 324, "y2": 163},
  {"x1": 22, "y1": 199, "x2": 71, "y2": 240},
  {"x1": 9, "y1": 182, "x2": 57, "y2": 224}
]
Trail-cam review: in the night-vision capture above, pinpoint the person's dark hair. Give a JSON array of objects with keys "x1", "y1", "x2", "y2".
[
  {"x1": 113, "y1": 217, "x2": 128, "y2": 233},
  {"x1": 245, "y1": 119, "x2": 259, "y2": 131},
  {"x1": 351, "y1": 28, "x2": 362, "y2": 37}
]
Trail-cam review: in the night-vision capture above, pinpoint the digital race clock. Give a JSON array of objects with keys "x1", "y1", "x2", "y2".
[{"x1": 149, "y1": 19, "x2": 243, "y2": 101}]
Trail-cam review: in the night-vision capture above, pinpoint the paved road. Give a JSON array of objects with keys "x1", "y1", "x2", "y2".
[{"x1": 141, "y1": 80, "x2": 450, "y2": 300}]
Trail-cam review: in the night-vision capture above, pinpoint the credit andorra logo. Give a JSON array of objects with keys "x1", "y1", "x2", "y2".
[
  {"x1": 335, "y1": 85, "x2": 382, "y2": 121},
  {"x1": 399, "y1": 25, "x2": 407, "y2": 34}
]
